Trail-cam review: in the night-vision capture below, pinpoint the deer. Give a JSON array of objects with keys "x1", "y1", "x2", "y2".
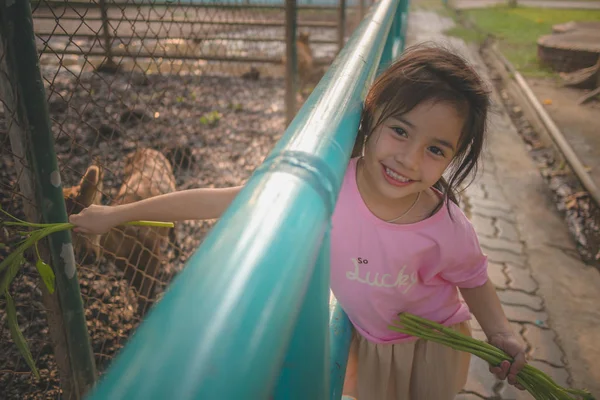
[
  {"x1": 297, "y1": 31, "x2": 315, "y2": 88},
  {"x1": 63, "y1": 148, "x2": 177, "y2": 316},
  {"x1": 280, "y1": 31, "x2": 317, "y2": 100}
]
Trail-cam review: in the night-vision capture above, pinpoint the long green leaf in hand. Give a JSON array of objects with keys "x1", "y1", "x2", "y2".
[{"x1": 1, "y1": 205, "x2": 174, "y2": 378}]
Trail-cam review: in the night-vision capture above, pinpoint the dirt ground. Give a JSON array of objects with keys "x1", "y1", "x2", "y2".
[
  {"x1": 527, "y1": 78, "x2": 600, "y2": 183},
  {"x1": 0, "y1": 70, "x2": 287, "y2": 399},
  {"x1": 527, "y1": 77, "x2": 600, "y2": 191},
  {"x1": 526, "y1": 76, "x2": 600, "y2": 265},
  {"x1": 478, "y1": 47, "x2": 600, "y2": 266}
]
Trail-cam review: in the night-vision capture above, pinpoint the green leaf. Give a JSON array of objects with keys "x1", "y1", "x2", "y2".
[
  {"x1": 0, "y1": 233, "x2": 39, "y2": 275},
  {"x1": 35, "y1": 259, "x2": 55, "y2": 294},
  {"x1": 0, "y1": 255, "x2": 24, "y2": 294},
  {"x1": 124, "y1": 220, "x2": 174, "y2": 228},
  {"x1": 4, "y1": 291, "x2": 40, "y2": 379}
]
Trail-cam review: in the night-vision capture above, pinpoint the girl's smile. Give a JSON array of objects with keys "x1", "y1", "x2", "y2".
[{"x1": 382, "y1": 164, "x2": 416, "y2": 187}]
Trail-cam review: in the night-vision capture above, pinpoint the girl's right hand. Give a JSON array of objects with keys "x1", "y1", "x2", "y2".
[{"x1": 69, "y1": 205, "x2": 121, "y2": 235}]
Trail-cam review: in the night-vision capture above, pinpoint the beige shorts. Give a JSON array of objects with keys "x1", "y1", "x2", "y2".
[{"x1": 344, "y1": 321, "x2": 472, "y2": 400}]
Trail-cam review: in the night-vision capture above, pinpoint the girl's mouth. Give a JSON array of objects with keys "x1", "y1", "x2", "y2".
[{"x1": 382, "y1": 164, "x2": 415, "y2": 187}]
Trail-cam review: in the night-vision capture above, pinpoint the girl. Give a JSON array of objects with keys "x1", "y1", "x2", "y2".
[{"x1": 69, "y1": 44, "x2": 527, "y2": 400}]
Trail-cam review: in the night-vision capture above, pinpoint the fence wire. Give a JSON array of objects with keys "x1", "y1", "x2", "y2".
[
  {"x1": 1, "y1": 47, "x2": 64, "y2": 400},
  {"x1": 0, "y1": 0, "x2": 360, "y2": 398},
  {"x1": 31, "y1": 0, "x2": 343, "y2": 80}
]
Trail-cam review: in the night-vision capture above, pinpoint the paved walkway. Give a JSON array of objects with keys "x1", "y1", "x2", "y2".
[
  {"x1": 452, "y1": 0, "x2": 600, "y2": 10},
  {"x1": 406, "y1": 7, "x2": 600, "y2": 400}
]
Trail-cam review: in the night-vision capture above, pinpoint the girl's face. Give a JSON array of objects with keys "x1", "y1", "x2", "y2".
[{"x1": 361, "y1": 100, "x2": 464, "y2": 203}]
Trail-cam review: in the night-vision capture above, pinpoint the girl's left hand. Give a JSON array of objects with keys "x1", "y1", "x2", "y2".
[{"x1": 488, "y1": 332, "x2": 527, "y2": 390}]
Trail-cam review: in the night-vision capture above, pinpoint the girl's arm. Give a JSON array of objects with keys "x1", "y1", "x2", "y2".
[
  {"x1": 460, "y1": 280, "x2": 527, "y2": 389},
  {"x1": 69, "y1": 186, "x2": 243, "y2": 234}
]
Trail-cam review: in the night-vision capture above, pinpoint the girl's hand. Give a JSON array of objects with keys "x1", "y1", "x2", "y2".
[
  {"x1": 69, "y1": 204, "x2": 121, "y2": 235},
  {"x1": 488, "y1": 332, "x2": 527, "y2": 390}
]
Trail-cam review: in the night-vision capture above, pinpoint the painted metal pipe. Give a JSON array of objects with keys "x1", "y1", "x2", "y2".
[
  {"x1": 329, "y1": 296, "x2": 353, "y2": 400},
  {"x1": 338, "y1": 0, "x2": 347, "y2": 52},
  {"x1": 285, "y1": 0, "x2": 298, "y2": 126},
  {"x1": 272, "y1": 235, "x2": 331, "y2": 399},
  {"x1": 85, "y1": 0, "x2": 399, "y2": 398}
]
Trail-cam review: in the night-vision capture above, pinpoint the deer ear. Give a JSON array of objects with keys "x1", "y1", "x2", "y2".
[{"x1": 77, "y1": 165, "x2": 103, "y2": 207}]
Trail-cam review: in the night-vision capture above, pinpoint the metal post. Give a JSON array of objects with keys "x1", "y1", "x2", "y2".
[
  {"x1": 359, "y1": 0, "x2": 366, "y2": 20},
  {"x1": 98, "y1": 0, "x2": 118, "y2": 72},
  {"x1": 285, "y1": 0, "x2": 297, "y2": 126},
  {"x1": 329, "y1": 297, "x2": 352, "y2": 400},
  {"x1": 338, "y1": 0, "x2": 346, "y2": 52},
  {"x1": 399, "y1": 0, "x2": 410, "y2": 52},
  {"x1": 0, "y1": 1, "x2": 97, "y2": 397},
  {"x1": 272, "y1": 234, "x2": 331, "y2": 399},
  {"x1": 378, "y1": 24, "x2": 395, "y2": 72},
  {"x1": 0, "y1": 25, "x2": 80, "y2": 400}
]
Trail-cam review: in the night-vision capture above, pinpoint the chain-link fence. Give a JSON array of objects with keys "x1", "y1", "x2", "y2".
[
  {"x1": 31, "y1": 0, "x2": 349, "y2": 95},
  {"x1": 0, "y1": 0, "x2": 365, "y2": 398}
]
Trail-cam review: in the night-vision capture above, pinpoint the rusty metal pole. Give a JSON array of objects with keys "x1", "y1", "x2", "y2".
[
  {"x1": 360, "y1": 0, "x2": 366, "y2": 21},
  {"x1": 285, "y1": 0, "x2": 297, "y2": 126},
  {"x1": 338, "y1": 0, "x2": 346, "y2": 53},
  {"x1": 0, "y1": 0, "x2": 97, "y2": 398},
  {"x1": 98, "y1": 0, "x2": 118, "y2": 72}
]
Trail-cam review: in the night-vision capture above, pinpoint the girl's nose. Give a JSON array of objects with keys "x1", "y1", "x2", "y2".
[{"x1": 396, "y1": 144, "x2": 421, "y2": 171}]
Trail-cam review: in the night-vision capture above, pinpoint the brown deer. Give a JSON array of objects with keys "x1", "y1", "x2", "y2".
[
  {"x1": 297, "y1": 31, "x2": 315, "y2": 88},
  {"x1": 281, "y1": 31, "x2": 316, "y2": 95},
  {"x1": 63, "y1": 148, "x2": 177, "y2": 315}
]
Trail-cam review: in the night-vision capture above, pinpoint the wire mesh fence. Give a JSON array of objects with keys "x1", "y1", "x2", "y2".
[
  {"x1": 0, "y1": 0, "x2": 364, "y2": 398},
  {"x1": 1, "y1": 19, "x2": 91, "y2": 400},
  {"x1": 31, "y1": 0, "x2": 344, "y2": 84}
]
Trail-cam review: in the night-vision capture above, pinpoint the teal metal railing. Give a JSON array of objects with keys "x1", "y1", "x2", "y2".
[{"x1": 85, "y1": 0, "x2": 409, "y2": 398}]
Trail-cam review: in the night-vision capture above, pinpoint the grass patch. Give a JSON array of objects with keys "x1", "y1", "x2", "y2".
[
  {"x1": 411, "y1": 0, "x2": 453, "y2": 16},
  {"x1": 444, "y1": 24, "x2": 487, "y2": 43},
  {"x1": 449, "y1": 6, "x2": 600, "y2": 77}
]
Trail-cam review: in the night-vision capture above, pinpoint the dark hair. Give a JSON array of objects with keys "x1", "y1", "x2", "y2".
[{"x1": 352, "y1": 43, "x2": 490, "y2": 209}]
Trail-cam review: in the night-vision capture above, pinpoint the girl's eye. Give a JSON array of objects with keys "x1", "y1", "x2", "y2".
[
  {"x1": 428, "y1": 146, "x2": 445, "y2": 157},
  {"x1": 391, "y1": 127, "x2": 408, "y2": 137}
]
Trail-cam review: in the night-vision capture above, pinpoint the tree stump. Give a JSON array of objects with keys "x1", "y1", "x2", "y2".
[
  {"x1": 537, "y1": 21, "x2": 600, "y2": 73},
  {"x1": 561, "y1": 56, "x2": 600, "y2": 89},
  {"x1": 552, "y1": 21, "x2": 600, "y2": 34}
]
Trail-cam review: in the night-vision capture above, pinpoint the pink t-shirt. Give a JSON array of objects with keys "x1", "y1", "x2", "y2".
[{"x1": 330, "y1": 157, "x2": 489, "y2": 344}]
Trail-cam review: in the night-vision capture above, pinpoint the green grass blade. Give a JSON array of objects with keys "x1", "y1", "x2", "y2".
[
  {"x1": 389, "y1": 322, "x2": 506, "y2": 365},
  {"x1": 0, "y1": 256, "x2": 24, "y2": 294},
  {"x1": 392, "y1": 316, "x2": 509, "y2": 360},
  {"x1": 0, "y1": 206, "x2": 32, "y2": 225},
  {"x1": 4, "y1": 291, "x2": 40, "y2": 379},
  {"x1": 123, "y1": 220, "x2": 175, "y2": 228},
  {"x1": 0, "y1": 252, "x2": 22, "y2": 275},
  {"x1": 3, "y1": 221, "x2": 47, "y2": 228},
  {"x1": 35, "y1": 259, "x2": 55, "y2": 294},
  {"x1": 391, "y1": 313, "x2": 591, "y2": 400},
  {"x1": 0, "y1": 231, "x2": 46, "y2": 274}
]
